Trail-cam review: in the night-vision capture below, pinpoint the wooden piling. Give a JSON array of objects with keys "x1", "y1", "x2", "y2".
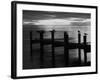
[
  {"x1": 83, "y1": 33, "x2": 87, "y2": 64},
  {"x1": 64, "y1": 32, "x2": 69, "y2": 66},
  {"x1": 30, "y1": 31, "x2": 33, "y2": 62},
  {"x1": 37, "y1": 31, "x2": 44, "y2": 68},
  {"x1": 51, "y1": 30, "x2": 55, "y2": 67},
  {"x1": 78, "y1": 31, "x2": 81, "y2": 65}
]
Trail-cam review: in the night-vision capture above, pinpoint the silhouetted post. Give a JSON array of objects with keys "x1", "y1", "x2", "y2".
[
  {"x1": 64, "y1": 32, "x2": 69, "y2": 66},
  {"x1": 37, "y1": 30, "x2": 44, "y2": 68},
  {"x1": 51, "y1": 30, "x2": 55, "y2": 67},
  {"x1": 78, "y1": 31, "x2": 81, "y2": 65},
  {"x1": 30, "y1": 31, "x2": 33, "y2": 62},
  {"x1": 83, "y1": 33, "x2": 87, "y2": 64}
]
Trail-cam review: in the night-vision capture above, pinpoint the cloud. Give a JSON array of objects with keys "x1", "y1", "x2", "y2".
[
  {"x1": 68, "y1": 18, "x2": 84, "y2": 21},
  {"x1": 23, "y1": 17, "x2": 91, "y2": 29},
  {"x1": 23, "y1": 19, "x2": 38, "y2": 25},
  {"x1": 70, "y1": 19, "x2": 91, "y2": 26},
  {"x1": 45, "y1": 14, "x2": 56, "y2": 18},
  {"x1": 33, "y1": 19, "x2": 71, "y2": 25}
]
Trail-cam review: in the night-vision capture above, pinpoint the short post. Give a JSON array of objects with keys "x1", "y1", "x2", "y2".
[
  {"x1": 78, "y1": 31, "x2": 81, "y2": 65},
  {"x1": 30, "y1": 31, "x2": 33, "y2": 62},
  {"x1": 83, "y1": 33, "x2": 87, "y2": 64},
  {"x1": 64, "y1": 31, "x2": 69, "y2": 66},
  {"x1": 37, "y1": 30, "x2": 44, "y2": 68},
  {"x1": 51, "y1": 30, "x2": 55, "y2": 67}
]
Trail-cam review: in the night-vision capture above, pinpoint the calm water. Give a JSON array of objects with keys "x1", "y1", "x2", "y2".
[{"x1": 23, "y1": 25, "x2": 91, "y2": 69}]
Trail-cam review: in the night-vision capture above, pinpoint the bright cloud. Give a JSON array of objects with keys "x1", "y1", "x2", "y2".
[
  {"x1": 23, "y1": 18, "x2": 91, "y2": 28},
  {"x1": 33, "y1": 19, "x2": 71, "y2": 25},
  {"x1": 68, "y1": 18, "x2": 85, "y2": 21}
]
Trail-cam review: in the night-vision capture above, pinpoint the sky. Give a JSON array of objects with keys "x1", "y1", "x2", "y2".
[
  {"x1": 23, "y1": 10, "x2": 91, "y2": 30},
  {"x1": 23, "y1": 10, "x2": 91, "y2": 42}
]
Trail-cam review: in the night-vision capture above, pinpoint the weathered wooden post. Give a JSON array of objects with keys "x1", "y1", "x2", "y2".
[
  {"x1": 30, "y1": 31, "x2": 33, "y2": 62},
  {"x1": 37, "y1": 30, "x2": 44, "y2": 68},
  {"x1": 83, "y1": 33, "x2": 87, "y2": 64},
  {"x1": 64, "y1": 31, "x2": 69, "y2": 66},
  {"x1": 78, "y1": 31, "x2": 81, "y2": 65},
  {"x1": 51, "y1": 30, "x2": 55, "y2": 67}
]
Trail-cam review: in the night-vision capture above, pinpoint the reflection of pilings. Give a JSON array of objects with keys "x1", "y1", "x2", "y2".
[
  {"x1": 51, "y1": 30, "x2": 55, "y2": 67},
  {"x1": 78, "y1": 31, "x2": 81, "y2": 65},
  {"x1": 83, "y1": 33, "x2": 87, "y2": 64},
  {"x1": 64, "y1": 32, "x2": 69, "y2": 66},
  {"x1": 37, "y1": 31, "x2": 44, "y2": 68},
  {"x1": 30, "y1": 31, "x2": 33, "y2": 62}
]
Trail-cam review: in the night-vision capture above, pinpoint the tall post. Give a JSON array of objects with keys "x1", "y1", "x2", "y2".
[
  {"x1": 78, "y1": 31, "x2": 81, "y2": 65},
  {"x1": 37, "y1": 30, "x2": 44, "y2": 68},
  {"x1": 64, "y1": 32, "x2": 69, "y2": 66},
  {"x1": 83, "y1": 33, "x2": 87, "y2": 65},
  {"x1": 30, "y1": 31, "x2": 33, "y2": 62},
  {"x1": 51, "y1": 30, "x2": 55, "y2": 67}
]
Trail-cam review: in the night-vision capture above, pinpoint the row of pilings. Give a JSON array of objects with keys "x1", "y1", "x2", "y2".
[{"x1": 30, "y1": 30, "x2": 89, "y2": 68}]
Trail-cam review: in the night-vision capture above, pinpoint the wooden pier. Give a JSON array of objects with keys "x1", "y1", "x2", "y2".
[{"x1": 30, "y1": 30, "x2": 90, "y2": 68}]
